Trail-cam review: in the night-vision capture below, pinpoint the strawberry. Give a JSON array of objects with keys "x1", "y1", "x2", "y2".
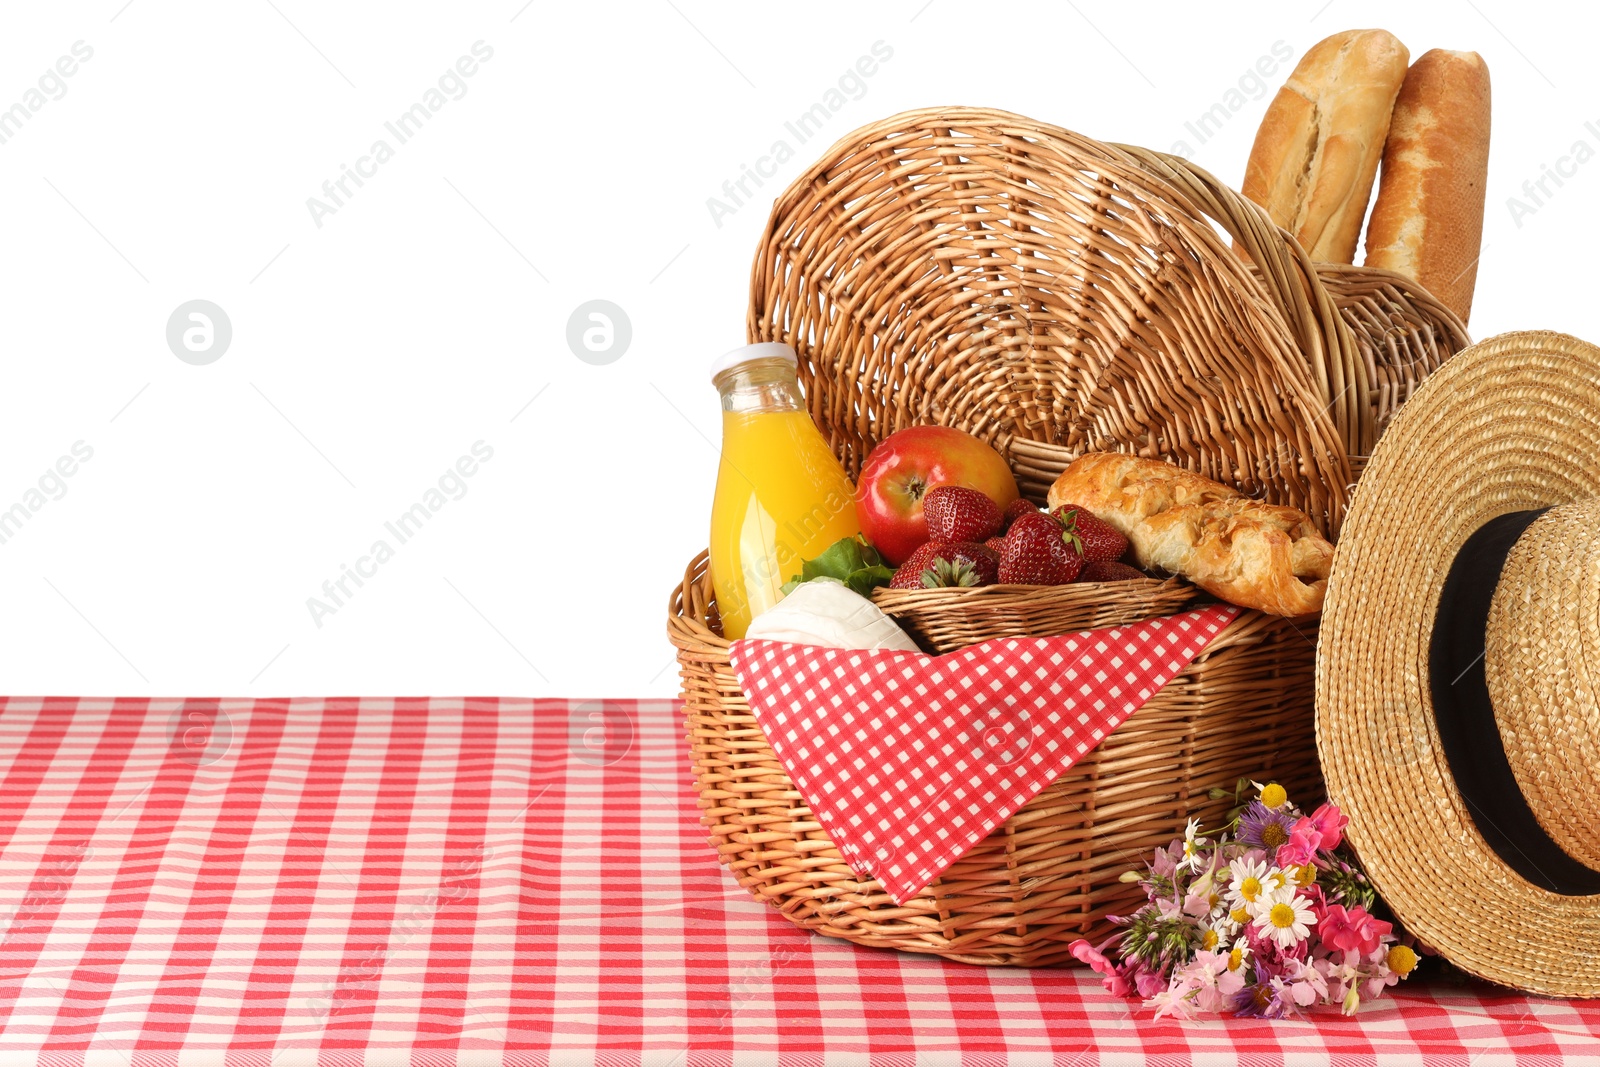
[
  {"x1": 1050, "y1": 503, "x2": 1128, "y2": 562},
  {"x1": 1002, "y1": 498, "x2": 1039, "y2": 529},
  {"x1": 931, "y1": 542, "x2": 999, "y2": 585},
  {"x1": 888, "y1": 567, "x2": 923, "y2": 590},
  {"x1": 1079, "y1": 560, "x2": 1147, "y2": 582},
  {"x1": 998, "y1": 511, "x2": 1083, "y2": 585},
  {"x1": 891, "y1": 542, "x2": 999, "y2": 589},
  {"x1": 984, "y1": 536, "x2": 1008, "y2": 555},
  {"x1": 923, "y1": 485, "x2": 1002, "y2": 543},
  {"x1": 918, "y1": 558, "x2": 983, "y2": 588},
  {"x1": 888, "y1": 542, "x2": 944, "y2": 589}
]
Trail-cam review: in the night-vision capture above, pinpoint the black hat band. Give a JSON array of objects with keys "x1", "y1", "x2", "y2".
[{"x1": 1430, "y1": 507, "x2": 1600, "y2": 895}]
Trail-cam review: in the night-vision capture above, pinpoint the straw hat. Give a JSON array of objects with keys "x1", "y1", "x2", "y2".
[{"x1": 1317, "y1": 330, "x2": 1600, "y2": 997}]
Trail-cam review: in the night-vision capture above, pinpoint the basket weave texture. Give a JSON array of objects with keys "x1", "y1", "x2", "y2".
[{"x1": 669, "y1": 107, "x2": 1462, "y2": 965}]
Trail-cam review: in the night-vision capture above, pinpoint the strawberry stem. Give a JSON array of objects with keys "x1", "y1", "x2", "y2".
[
  {"x1": 1055, "y1": 509, "x2": 1084, "y2": 554},
  {"x1": 920, "y1": 558, "x2": 979, "y2": 589}
]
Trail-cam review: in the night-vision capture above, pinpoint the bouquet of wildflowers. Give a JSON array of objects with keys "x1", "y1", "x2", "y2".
[{"x1": 1069, "y1": 781, "x2": 1420, "y2": 1019}]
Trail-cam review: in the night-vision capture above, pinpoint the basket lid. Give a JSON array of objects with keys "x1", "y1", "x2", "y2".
[{"x1": 747, "y1": 107, "x2": 1352, "y2": 536}]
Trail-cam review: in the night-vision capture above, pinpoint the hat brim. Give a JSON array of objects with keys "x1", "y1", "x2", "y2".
[{"x1": 1317, "y1": 330, "x2": 1600, "y2": 996}]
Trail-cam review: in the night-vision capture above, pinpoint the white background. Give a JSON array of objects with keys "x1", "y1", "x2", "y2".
[{"x1": 0, "y1": 1, "x2": 1594, "y2": 698}]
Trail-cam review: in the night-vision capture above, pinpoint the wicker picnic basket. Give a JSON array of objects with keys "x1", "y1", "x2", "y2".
[{"x1": 668, "y1": 107, "x2": 1466, "y2": 966}]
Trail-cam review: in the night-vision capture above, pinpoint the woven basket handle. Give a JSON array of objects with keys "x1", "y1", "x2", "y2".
[{"x1": 1109, "y1": 145, "x2": 1373, "y2": 457}]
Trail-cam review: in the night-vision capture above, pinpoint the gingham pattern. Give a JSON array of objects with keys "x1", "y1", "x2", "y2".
[
  {"x1": 0, "y1": 697, "x2": 1595, "y2": 1065},
  {"x1": 728, "y1": 606, "x2": 1238, "y2": 903}
]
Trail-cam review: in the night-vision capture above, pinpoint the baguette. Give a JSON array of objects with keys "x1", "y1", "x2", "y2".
[
  {"x1": 1047, "y1": 453, "x2": 1333, "y2": 617},
  {"x1": 1363, "y1": 49, "x2": 1492, "y2": 323},
  {"x1": 1241, "y1": 29, "x2": 1410, "y2": 263}
]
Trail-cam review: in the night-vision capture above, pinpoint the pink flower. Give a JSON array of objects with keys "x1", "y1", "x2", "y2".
[
  {"x1": 1281, "y1": 957, "x2": 1328, "y2": 1006},
  {"x1": 1103, "y1": 970, "x2": 1135, "y2": 998},
  {"x1": 1363, "y1": 971, "x2": 1398, "y2": 999},
  {"x1": 1312, "y1": 955, "x2": 1353, "y2": 1004},
  {"x1": 1350, "y1": 942, "x2": 1406, "y2": 1001},
  {"x1": 1195, "y1": 950, "x2": 1247, "y2": 998},
  {"x1": 1070, "y1": 938, "x2": 1136, "y2": 998},
  {"x1": 1196, "y1": 979, "x2": 1242, "y2": 1014},
  {"x1": 1070, "y1": 939, "x2": 1113, "y2": 973},
  {"x1": 1309, "y1": 803, "x2": 1348, "y2": 852},
  {"x1": 1275, "y1": 818, "x2": 1322, "y2": 868},
  {"x1": 1150, "y1": 842, "x2": 1182, "y2": 879},
  {"x1": 1148, "y1": 985, "x2": 1197, "y2": 1021},
  {"x1": 1155, "y1": 950, "x2": 1245, "y2": 1018},
  {"x1": 1320, "y1": 905, "x2": 1392, "y2": 958},
  {"x1": 1135, "y1": 965, "x2": 1170, "y2": 1000},
  {"x1": 1275, "y1": 804, "x2": 1350, "y2": 867}
]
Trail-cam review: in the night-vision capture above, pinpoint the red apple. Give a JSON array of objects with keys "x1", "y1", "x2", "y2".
[{"x1": 854, "y1": 426, "x2": 1020, "y2": 565}]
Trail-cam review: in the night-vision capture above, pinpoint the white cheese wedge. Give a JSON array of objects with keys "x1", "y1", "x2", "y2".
[{"x1": 742, "y1": 578, "x2": 920, "y2": 652}]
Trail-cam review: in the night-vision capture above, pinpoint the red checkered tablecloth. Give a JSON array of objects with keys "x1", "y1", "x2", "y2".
[{"x1": 0, "y1": 696, "x2": 1596, "y2": 1065}]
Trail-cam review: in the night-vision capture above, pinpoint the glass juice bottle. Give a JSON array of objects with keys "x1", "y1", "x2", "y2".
[{"x1": 709, "y1": 343, "x2": 861, "y2": 639}]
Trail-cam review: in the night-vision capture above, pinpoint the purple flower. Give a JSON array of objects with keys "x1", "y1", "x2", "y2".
[
  {"x1": 1230, "y1": 959, "x2": 1280, "y2": 1017},
  {"x1": 1233, "y1": 958, "x2": 1321, "y2": 1019},
  {"x1": 1237, "y1": 801, "x2": 1296, "y2": 852}
]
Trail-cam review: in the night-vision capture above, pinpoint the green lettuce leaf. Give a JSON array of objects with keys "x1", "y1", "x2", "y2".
[{"x1": 781, "y1": 537, "x2": 893, "y2": 597}]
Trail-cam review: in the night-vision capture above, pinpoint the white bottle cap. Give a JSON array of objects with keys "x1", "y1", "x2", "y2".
[{"x1": 709, "y1": 341, "x2": 797, "y2": 382}]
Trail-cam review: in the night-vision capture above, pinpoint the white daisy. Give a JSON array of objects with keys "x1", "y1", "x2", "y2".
[
  {"x1": 1209, "y1": 905, "x2": 1242, "y2": 941},
  {"x1": 1224, "y1": 856, "x2": 1283, "y2": 913},
  {"x1": 1196, "y1": 916, "x2": 1228, "y2": 953},
  {"x1": 1225, "y1": 940, "x2": 1252, "y2": 975},
  {"x1": 1178, "y1": 818, "x2": 1208, "y2": 873},
  {"x1": 1253, "y1": 892, "x2": 1318, "y2": 949},
  {"x1": 1258, "y1": 870, "x2": 1299, "y2": 909}
]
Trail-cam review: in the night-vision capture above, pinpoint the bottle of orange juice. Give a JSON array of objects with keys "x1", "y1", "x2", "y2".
[{"x1": 709, "y1": 343, "x2": 861, "y2": 639}]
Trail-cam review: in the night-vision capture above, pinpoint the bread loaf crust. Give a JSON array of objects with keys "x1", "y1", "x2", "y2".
[
  {"x1": 1241, "y1": 29, "x2": 1410, "y2": 263},
  {"x1": 1046, "y1": 453, "x2": 1334, "y2": 617},
  {"x1": 1364, "y1": 49, "x2": 1491, "y2": 323}
]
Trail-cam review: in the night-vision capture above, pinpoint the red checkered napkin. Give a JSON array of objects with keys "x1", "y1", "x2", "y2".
[{"x1": 728, "y1": 604, "x2": 1238, "y2": 904}]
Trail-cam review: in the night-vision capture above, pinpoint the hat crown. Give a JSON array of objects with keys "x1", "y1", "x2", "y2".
[{"x1": 1486, "y1": 500, "x2": 1600, "y2": 871}]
